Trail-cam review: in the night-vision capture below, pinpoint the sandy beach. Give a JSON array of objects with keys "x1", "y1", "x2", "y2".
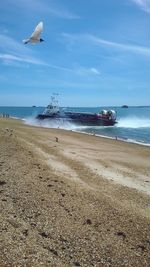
[{"x1": 0, "y1": 118, "x2": 150, "y2": 267}]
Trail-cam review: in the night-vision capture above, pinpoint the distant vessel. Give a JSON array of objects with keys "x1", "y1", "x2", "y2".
[
  {"x1": 36, "y1": 94, "x2": 117, "y2": 126},
  {"x1": 122, "y1": 105, "x2": 128, "y2": 108}
]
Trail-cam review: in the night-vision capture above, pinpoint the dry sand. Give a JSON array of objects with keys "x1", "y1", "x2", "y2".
[{"x1": 0, "y1": 118, "x2": 150, "y2": 267}]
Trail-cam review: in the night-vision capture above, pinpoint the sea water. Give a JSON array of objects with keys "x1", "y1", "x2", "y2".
[{"x1": 0, "y1": 106, "x2": 150, "y2": 146}]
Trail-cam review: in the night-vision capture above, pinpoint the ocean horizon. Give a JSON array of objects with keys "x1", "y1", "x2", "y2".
[{"x1": 0, "y1": 105, "x2": 150, "y2": 146}]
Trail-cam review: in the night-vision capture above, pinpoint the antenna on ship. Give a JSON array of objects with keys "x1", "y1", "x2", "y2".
[{"x1": 51, "y1": 92, "x2": 59, "y2": 109}]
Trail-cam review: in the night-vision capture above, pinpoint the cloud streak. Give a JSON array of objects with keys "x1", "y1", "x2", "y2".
[
  {"x1": 0, "y1": 34, "x2": 34, "y2": 56},
  {"x1": 0, "y1": 53, "x2": 46, "y2": 66},
  {"x1": 46, "y1": 64, "x2": 100, "y2": 76},
  {"x1": 75, "y1": 66, "x2": 101, "y2": 76},
  {"x1": 62, "y1": 33, "x2": 150, "y2": 57},
  {"x1": 0, "y1": 34, "x2": 48, "y2": 66},
  {"x1": 6, "y1": 0, "x2": 80, "y2": 19},
  {"x1": 0, "y1": 34, "x2": 99, "y2": 76},
  {"x1": 88, "y1": 34, "x2": 150, "y2": 56},
  {"x1": 131, "y1": 0, "x2": 150, "y2": 13}
]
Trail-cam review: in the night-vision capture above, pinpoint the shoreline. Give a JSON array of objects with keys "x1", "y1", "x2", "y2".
[
  {"x1": 22, "y1": 116, "x2": 150, "y2": 147},
  {"x1": 0, "y1": 106, "x2": 150, "y2": 146},
  {"x1": 0, "y1": 118, "x2": 150, "y2": 266},
  {"x1": 74, "y1": 129, "x2": 150, "y2": 147}
]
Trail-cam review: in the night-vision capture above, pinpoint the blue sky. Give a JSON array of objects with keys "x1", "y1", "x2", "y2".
[{"x1": 0, "y1": 0, "x2": 150, "y2": 106}]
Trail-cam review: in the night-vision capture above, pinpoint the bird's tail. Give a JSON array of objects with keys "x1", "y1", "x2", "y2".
[{"x1": 23, "y1": 39, "x2": 29, "y2": 44}]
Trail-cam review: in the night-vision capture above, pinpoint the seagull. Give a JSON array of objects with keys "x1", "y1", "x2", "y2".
[{"x1": 23, "y1": 21, "x2": 44, "y2": 44}]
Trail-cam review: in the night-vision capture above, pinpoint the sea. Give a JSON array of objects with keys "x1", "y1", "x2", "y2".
[{"x1": 0, "y1": 106, "x2": 150, "y2": 146}]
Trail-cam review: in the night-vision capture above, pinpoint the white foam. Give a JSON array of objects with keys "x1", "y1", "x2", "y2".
[
  {"x1": 24, "y1": 116, "x2": 78, "y2": 130},
  {"x1": 117, "y1": 116, "x2": 150, "y2": 128}
]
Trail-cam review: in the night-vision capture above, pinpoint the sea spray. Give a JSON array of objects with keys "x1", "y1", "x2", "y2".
[
  {"x1": 24, "y1": 116, "x2": 78, "y2": 130},
  {"x1": 117, "y1": 116, "x2": 150, "y2": 128}
]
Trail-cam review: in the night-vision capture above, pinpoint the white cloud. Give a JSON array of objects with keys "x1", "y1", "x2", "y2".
[
  {"x1": 61, "y1": 33, "x2": 150, "y2": 57},
  {"x1": 6, "y1": 0, "x2": 79, "y2": 19},
  {"x1": 90, "y1": 68, "x2": 101, "y2": 75},
  {"x1": 74, "y1": 66, "x2": 101, "y2": 76},
  {"x1": 0, "y1": 34, "x2": 33, "y2": 57},
  {"x1": 45, "y1": 64, "x2": 101, "y2": 76},
  {"x1": 131, "y1": 0, "x2": 150, "y2": 13},
  {"x1": 0, "y1": 34, "x2": 99, "y2": 75},
  {"x1": 0, "y1": 34, "x2": 48, "y2": 66},
  {"x1": 47, "y1": 63, "x2": 74, "y2": 72},
  {"x1": 0, "y1": 34, "x2": 100, "y2": 75},
  {"x1": 0, "y1": 53, "x2": 45, "y2": 66},
  {"x1": 87, "y1": 34, "x2": 150, "y2": 56}
]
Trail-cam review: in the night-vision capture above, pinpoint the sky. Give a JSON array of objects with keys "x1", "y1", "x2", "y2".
[{"x1": 0, "y1": 0, "x2": 150, "y2": 107}]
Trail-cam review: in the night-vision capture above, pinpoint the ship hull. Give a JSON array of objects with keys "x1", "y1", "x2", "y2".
[{"x1": 36, "y1": 112, "x2": 116, "y2": 126}]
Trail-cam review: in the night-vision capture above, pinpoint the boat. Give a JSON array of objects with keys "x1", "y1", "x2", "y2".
[
  {"x1": 121, "y1": 105, "x2": 128, "y2": 108},
  {"x1": 36, "y1": 95, "x2": 117, "y2": 126}
]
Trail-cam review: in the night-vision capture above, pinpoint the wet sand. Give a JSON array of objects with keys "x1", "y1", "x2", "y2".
[{"x1": 0, "y1": 118, "x2": 150, "y2": 267}]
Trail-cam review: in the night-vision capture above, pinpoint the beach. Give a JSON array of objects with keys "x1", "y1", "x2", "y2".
[{"x1": 0, "y1": 118, "x2": 150, "y2": 267}]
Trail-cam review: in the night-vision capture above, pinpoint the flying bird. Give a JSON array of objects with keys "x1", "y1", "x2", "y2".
[{"x1": 23, "y1": 21, "x2": 44, "y2": 44}]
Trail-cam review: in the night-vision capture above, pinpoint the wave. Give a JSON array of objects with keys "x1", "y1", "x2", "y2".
[{"x1": 117, "y1": 116, "x2": 150, "y2": 128}]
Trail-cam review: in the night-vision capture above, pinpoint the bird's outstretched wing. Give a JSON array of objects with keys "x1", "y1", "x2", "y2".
[{"x1": 31, "y1": 21, "x2": 43, "y2": 39}]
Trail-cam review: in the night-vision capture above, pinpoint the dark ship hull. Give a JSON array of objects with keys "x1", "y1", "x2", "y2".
[
  {"x1": 36, "y1": 94, "x2": 117, "y2": 126},
  {"x1": 36, "y1": 111, "x2": 117, "y2": 126}
]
